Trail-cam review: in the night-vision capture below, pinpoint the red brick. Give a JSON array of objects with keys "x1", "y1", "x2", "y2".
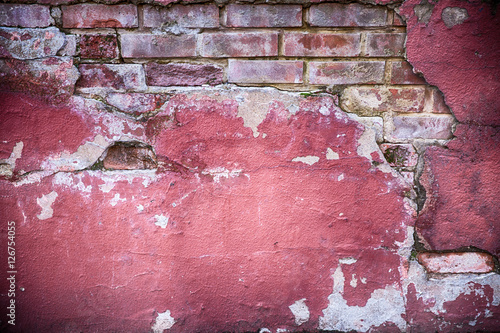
[
  {"x1": 120, "y1": 34, "x2": 196, "y2": 58},
  {"x1": 0, "y1": 4, "x2": 53, "y2": 28},
  {"x1": 145, "y1": 63, "x2": 223, "y2": 86},
  {"x1": 386, "y1": 115, "x2": 455, "y2": 140},
  {"x1": 200, "y1": 32, "x2": 278, "y2": 58},
  {"x1": 143, "y1": 4, "x2": 219, "y2": 28},
  {"x1": 79, "y1": 34, "x2": 117, "y2": 59},
  {"x1": 0, "y1": 27, "x2": 65, "y2": 60},
  {"x1": 225, "y1": 4, "x2": 302, "y2": 27},
  {"x1": 77, "y1": 64, "x2": 146, "y2": 91},
  {"x1": 366, "y1": 33, "x2": 406, "y2": 57},
  {"x1": 309, "y1": 3, "x2": 387, "y2": 27},
  {"x1": 283, "y1": 32, "x2": 360, "y2": 57},
  {"x1": 424, "y1": 87, "x2": 452, "y2": 114},
  {"x1": 417, "y1": 252, "x2": 495, "y2": 274},
  {"x1": 393, "y1": 12, "x2": 405, "y2": 26},
  {"x1": 228, "y1": 60, "x2": 303, "y2": 84},
  {"x1": 380, "y1": 143, "x2": 417, "y2": 168},
  {"x1": 106, "y1": 93, "x2": 170, "y2": 115},
  {"x1": 103, "y1": 142, "x2": 157, "y2": 170},
  {"x1": 309, "y1": 61, "x2": 385, "y2": 85},
  {"x1": 62, "y1": 4, "x2": 137, "y2": 28},
  {"x1": 391, "y1": 61, "x2": 426, "y2": 84}
]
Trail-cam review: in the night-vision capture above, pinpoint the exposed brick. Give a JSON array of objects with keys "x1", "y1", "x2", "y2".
[
  {"x1": 309, "y1": 61, "x2": 385, "y2": 85},
  {"x1": 228, "y1": 60, "x2": 303, "y2": 84},
  {"x1": 283, "y1": 32, "x2": 361, "y2": 57},
  {"x1": 380, "y1": 143, "x2": 417, "y2": 168},
  {"x1": 62, "y1": 4, "x2": 138, "y2": 28},
  {"x1": 225, "y1": 4, "x2": 302, "y2": 27},
  {"x1": 58, "y1": 34, "x2": 76, "y2": 56},
  {"x1": 77, "y1": 64, "x2": 146, "y2": 91},
  {"x1": 366, "y1": 33, "x2": 406, "y2": 57},
  {"x1": 391, "y1": 61, "x2": 426, "y2": 84},
  {"x1": 200, "y1": 32, "x2": 278, "y2": 58},
  {"x1": 393, "y1": 12, "x2": 406, "y2": 26},
  {"x1": 341, "y1": 87, "x2": 426, "y2": 116},
  {"x1": 0, "y1": 4, "x2": 53, "y2": 28},
  {"x1": 106, "y1": 93, "x2": 170, "y2": 115},
  {"x1": 417, "y1": 252, "x2": 495, "y2": 274},
  {"x1": 424, "y1": 87, "x2": 452, "y2": 114},
  {"x1": 80, "y1": 34, "x2": 117, "y2": 59},
  {"x1": 120, "y1": 34, "x2": 196, "y2": 58},
  {"x1": 103, "y1": 142, "x2": 157, "y2": 170},
  {"x1": 309, "y1": 3, "x2": 387, "y2": 27},
  {"x1": 0, "y1": 27, "x2": 65, "y2": 60},
  {"x1": 145, "y1": 63, "x2": 223, "y2": 86},
  {"x1": 143, "y1": 4, "x2": 219, "y2": 28},
  {"x1": 386, "y1": 115, "x2": 455, "y2": 140}
]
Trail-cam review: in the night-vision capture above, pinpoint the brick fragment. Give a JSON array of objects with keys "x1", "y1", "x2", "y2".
[
  {"x1": 225, "y1": 4, "x2": 302, "y2": 27},
  {"x1": 0, "y1": 4, "x2": 53, "y2": 28},
  {"x1": 393, "y1": 12, "x2": 406, "y2": 26},
  {"x1": 145, "y1": 63, "x2": 223, "y2": 86},
  {"x1": 80, "y1": 34, "x2": 117, "y2": 59},
  {"x1": 228, "y1": 60, "x2": 303, "y2": 84},
  {"x1": 386, "y1": 115, "x2": 455, "y2": 140},
  {"x1": 424, "y1": 87, "x2": 452, "y2": 114},
  {"x1": 309, "y1": 61, "x2": 385, "y2": 85},
  {"x1": 103, "y1": 142, "x2": 157, "y2": 170},
  {"x1": 341, "y1": 87, "x2": 426, "y2": 116},
  {"x1": 200, "y1": 32, "x2": 278, "y2": 58},
  {"x1": 0, "y1": 27, "x2": 65, "y2": 60},
  {"x1": 417, "y1": 252, "x2": 495, "y2": 274},
  {"x1": 366, "y1": 33, "x2": 406, "y2": 57},
  {"x1": 77, "y1": 64, "x2": 146, "y2": 91},
  {"x1": 143, "y1": 4, "x2": 219, "y2": 28},
  {"x1": 309, "y1": 3, "x2": 387, "y2": 27},
  {"x1": 391, "y1": 61, "x2": 426, "y2": 84},
  {"x1": 283, "y1": 32, "x2": 361, "y2": 57},
  {"x1": 62, "y1": 4, "x2": 138, "y2": 28},
  {"x1": 58, "y1": 34, "x2": 76, "y2": 56},
  {"x1": 106, "y1": 93, "x2": 170, "y2": 115},
  {"x1": 380, "y1": 143, "x2": 417, "y2": 168},
  {"x1": 120, "y1": 34, "x2": 196, "y2": 58}
]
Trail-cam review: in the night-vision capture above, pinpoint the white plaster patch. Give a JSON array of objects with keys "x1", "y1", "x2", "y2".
[
  {"x1": 201, "y1": 167, "x2": 243, "y2": 183},
  {"x1": 338, "y1": 173, "x2": 344, "y2": 181},
  {"x1": 53, "y1": 172, "x2": 93, "y2": 194},
  {"x1": 36, "y1": 191, "x2": 59, "y2": 220},
  {"x1": 289, "y1": 298, "x2": 310, "y2": 326},
  {"x1": 326, "y1": 148, "x2": 339, "y2": 160},
  {"x1": 154, "y1": 214, "x2": 169, "y2": 228},
  {"x1": 350, "y1": 274, "x2": 358, "y2": 288},
  {"x1": 152, "y1": 310, "x2": 175, "y2": 333},
  {"x1": 110, "y1": 193, "x2": 126, "y2": 207},
  {"x1": 0, "y1": 141, "x2": 24, "y2": 177},
  {"x1": 292, "y1": 156, "x2": 320, "y2": 165}
]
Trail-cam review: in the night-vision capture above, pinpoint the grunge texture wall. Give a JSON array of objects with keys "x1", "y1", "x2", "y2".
[{"x1": 0, "y1": 0, "x2": 499, "y2": 332}]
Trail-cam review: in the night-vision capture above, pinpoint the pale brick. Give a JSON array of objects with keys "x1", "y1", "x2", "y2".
[
  {"x1": 309, "y1": 3, "x2": 387, "y2": 27},
  {"x1": 417, "y1": 252, "x2": 495, "y2": 274},
  {"x1": 77, "y1": 64, "x2": 146, "y2": 91},
  {"x1": 225, "y1": 4, "x2": 302, "y2": 27},
  {"x1": 145, "y1": 63, "x2": 223, "y2": 86},
  {"x1": 386, "y1": 115, "x2": 455, "y2": 140},
  {"x1": 200, "y1": 32, "x2": 278, "y2": 58},
  {"x1": 103, "y1": 142, "x2": 157, "y2": 170},
  {"x1": 228, "y1": 60, "x2": 303, "y2": 84},
  {"x1": 106, "y1": 93, "x2": 170, "y2": 115},
  {"x1": 62, "y1": 4, "x2": 138, "y2": 28},
  {"x1": 143, "y1": 4, "x2": 219, "y2": 28},
  {"x1": 341, "y1": 87, "x2": 426, "y2": 116},
  {"x1": 309, "y1": 61, "x2": 385, "y2": 85},
  {"x1": 0, "y1": 27, "x2": 65, "y2": 60},
  {"x1": 80, "y1": 34, "x2": 118, "y2": 59},
  {"x1": 58, "y1": 34, "x2": 76, "y2": 56},
  {"x1": 366, "y1": 33, "x2": 406, "y2": 57},
  {"x1": 0, "y1": 4, "x2": 53, "y2": 28},
  {"x1": 120, "y1": 34, "x2": 196, "y2": 58},
  {"x1": 391, "y1": 61, "x2": 426, "y2": 84},
  {"x1": 283, "y1": 32, "x2": 361, "y2": 57},
  {"x1": 380, "y1": 143, "x2": 417, "y2": 168},
  {"x1": 424, "y1": 87, "x2": 452, "y2": 114}
]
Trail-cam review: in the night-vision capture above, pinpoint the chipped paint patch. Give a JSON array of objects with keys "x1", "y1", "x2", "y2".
[
  {"x1": 154, "y1": 214, "x2": 169, "y2": 228},
  {"x1": 326, "y1": 148, "x2": 339, "y2": 160},
  {"x1": 201, "y1": 167, "x2": 244, "y2": 183},
  {"x1": 110, "y1": 193, "x2": 126, "y2": 207},
  {"x1": 0, "y1": 141, "x2": 24, "y2": 177},
  {"x1": 36, "y1": 191, "x2": 58, "y2": 220},
  {"x1": 292, "y1": 156, "x2": 320, "y2": 165},
  {"x1": 152, "y1": 310, "x2": 175, "y2": 333},
  {"x1": 289, "y1": 299, "x2": 310, "y2": 326}
]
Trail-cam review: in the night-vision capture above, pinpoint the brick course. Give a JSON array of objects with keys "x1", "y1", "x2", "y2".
[
  {"x1": 283, "y1": 33, "x2": 361, "y2": 57},
  {"x1": 0, "y1": 4, "x2": 53, "y2": 28},
  {"x1": 200, "y1": 32, "x2": 278, "y2": 58},
  {"x1": 225, "y1": 4, "x2": 302, "y2": 27},
  {"x1": 120, "y1": 34, "x2": 196, "y2": 58},
  {"x1": 228, "y1": 60, "x2": 303, "y2": 84},
  {"x1": 309, "y1": 61, "x2": 385, "y2": 85},
  {"x1": 145, "y1": 62, "x2": 223, "y2": 86},
  {"x1": 309, "y1": 3, "x2": 387, "y2": 27},
  {"x1": 62, "y1": 4, "x2": 138, "y2": 28},
  {"x1": 143, "y1": 4, "x2": 219, "y2": 28}
]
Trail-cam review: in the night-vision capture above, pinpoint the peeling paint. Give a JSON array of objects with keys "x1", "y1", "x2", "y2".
[
  {"x1": 154, "y1": 214, "x2": 169, "y2": 228},
  {"x1": 36, "y1": 191, "x2": 58, "y2": 220},
  {"x1": 152, "y1": 310, "x2": 175, "y2": 333},
  {"x1": 292, "y1": 156, "x2": 320, "y2": 165},
  {"x1": 289, "y1": 298, "x2": 310, "y2": 326},
  {"x1": 326, "y1": 147, "x2": 339, "y2": 160}
]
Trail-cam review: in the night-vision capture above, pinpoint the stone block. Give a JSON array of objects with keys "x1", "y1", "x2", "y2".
[
  {"x1": 309, "y1": 3, "x2": 387, "y2": 27},
  {"x1": 0, "y1": 27, "x2": 65, "y2": 60},
  {"x1": 417, "y1": 252, "x2": 495, "y2": 274},
  {"x1": 200, "y1": 32, "x2": 278, "y2": 58},
  {"x1": 77, "y1": 64, "x2": 146, "y2": 91},
  {"x1": 386, "y1": 115, "x2": 455, "y2": 141},
  {"x1": 228, "y1": 60, "x2": 303, "y2": 84},
  {"x1": 390, "y1": 61, "x2": 426, "y2": 84},
  {"x1": 79, "y1": 34, "x2": 117, "y2": 59},
  {"x1": 283, "y1": 32, "x2": 361, "y2": 57},
  {"x1": 106, "y1": 93, "x2": 170, "y2": 115},
  {"x1": 0, "y1": 4, "x2": 53, "y2": 28},
  {"x1": 143, "y1": 4, "x2": 219, "y2": 28},
  {"x1": 225, "y1": 4, "x2": 302, "y2": 27},
  {"x1": 120, "y1": 34, "x2": 196, "y2": 58},
  {"x1": 309, "y1": 61, "x2": 385, "y2": 85},
  {"x1": 102, "y1": 142, "x2": 157, "y2": 170},
  {"x1": 145, "y1": 62, "x2": 223, "y2": 86},
  {"x1": 62, "y1": 4, "x2": 138, "y2": 28},
  {"x1": 366, "y1": 33, "x2": 406, "y2": 57}
]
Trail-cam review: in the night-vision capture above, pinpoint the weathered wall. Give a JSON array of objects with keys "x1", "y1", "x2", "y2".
[{"x1": 0, "y1": 0, "x2": 498, "y2": 332}]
